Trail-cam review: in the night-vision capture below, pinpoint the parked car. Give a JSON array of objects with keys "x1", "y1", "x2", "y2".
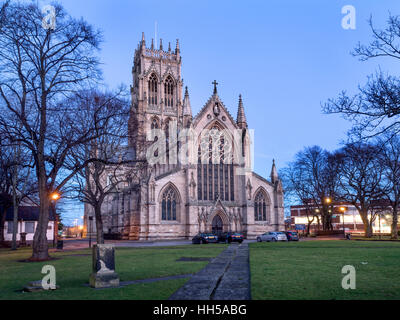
[
  {"x1": 283, "y1": 231, "x2": 299, "y2": 241},
  {"x1": 218, "y1": 232, "x2": 244, "y2": 243},
  {"x1": 257, "y1": 232, "x2": 288, "y2": 242},
  {"x1": 192, "y1": 233, "x2": 219, "y2": 244}
]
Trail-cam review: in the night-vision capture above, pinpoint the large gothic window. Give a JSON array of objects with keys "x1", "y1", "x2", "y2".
[
  {"x1": 148, "y1": 73, "x2": 158, "y2": 106},
  {"x1": 164, "y1": 76, "x2": 174, "y2": 107},
  {"x1": 254, "y1": 190, "x2": 268, "y2": 221},
  {"x1": 197, "y1": 125, "x2": 234, "y2": 202},
  {"x1": 161, "y1": 186, "x2": 178, "y2": 221}
]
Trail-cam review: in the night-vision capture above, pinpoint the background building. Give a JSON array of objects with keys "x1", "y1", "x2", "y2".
[
  {"x1": 290, "y1": 203, "x2": 395, "y2": 234},
  {"x1": 2, "y1": 206, "x2": 56, "y2": 242}
]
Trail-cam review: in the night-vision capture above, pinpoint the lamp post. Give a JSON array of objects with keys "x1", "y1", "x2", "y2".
[
  {"x1": 89, "y1": 216, "x2": 93, "y2": 248},
  {"x1": 50, "y1": 192, "x2": 61, "y2": 247},
  {"x1": 340, "y1": 206, "x2": 347, "y2": 238},
  {"x1": 323, "y1": 197, "x2": 332, "y2": 230}
]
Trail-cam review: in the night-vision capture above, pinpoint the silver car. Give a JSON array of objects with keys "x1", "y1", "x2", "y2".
[{"x1": 257, "y1": 232, "x2": 288, "y2": 242}]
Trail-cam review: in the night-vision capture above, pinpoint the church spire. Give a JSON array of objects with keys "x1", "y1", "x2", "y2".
[
  {"x1": 141, "y1": 32, "x2": 145, "y2": 46},
  {"x1": 159, "y1": 38, "x2": 163, "y2": 51},
  {"x1": 271, "y1": 159, "x2": 279, "y2": 184},
  {"x1": 236, "y1": 94, "x2": 247, "y2": 128},
  {"x1": 183, "y1": 86, "x2": 192, "y2": 118}
]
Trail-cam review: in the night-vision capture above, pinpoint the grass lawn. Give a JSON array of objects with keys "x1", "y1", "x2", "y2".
[
  {"x1": 0, "y1": 244, "x2": 227, "y2": 300},
  {"x1": 250, "y1": 240, "x2": 400, "y2": 300}
]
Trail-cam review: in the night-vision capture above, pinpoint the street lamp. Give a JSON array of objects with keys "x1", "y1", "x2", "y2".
[
  {"x1": 50, "y1": 192, "x2": 61, "y2": 247},
  {"x1": 51, "y1": 192, "x2": 60, "y2": 201},
  {"x1": 340, "y1": 206, "x2": 347, "y2": 238},
  {"x1": 88, "y1": 216, "x2": 93, "y2": 248},
  {"x1": 324, "y1": 197, "x2": 332, "y2": 205}
]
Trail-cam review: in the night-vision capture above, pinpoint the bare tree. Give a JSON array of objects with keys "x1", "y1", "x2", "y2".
[
  {"x1": 0, "y1": 138, "x2": 36, "y2": 247},
  {"x1": 336, "y1": 143, "x2": 388, "y2": 237},
  {"x1": 0, "y1": 142, "x2": 12, "y2": 243},
  {"x1": 323, "y1": 15, "x2": 400, "y2": 139},
  {"x1": 324, "y1": 73, "x2": 400, "y2": 139},
  {"x1": 10, "y1": 143, "x2": 36, "y2": 250},
  {"x1": 280, "y1": 164, "x2": 319, "y2": 235},
  {"x1": 280, "y1": 146, "x2": 342, "y2": 232},
  {"x1": 353, "y1": 15, "x2": 400, "y2": 62},
  {"x1": 67, "y1": 89, "x2": 141, "y2": 244},
  {"x1": 378, "y1": 134, "x2": 400, "y2": 239},
  {"x1": 0, "y1": 3, "x2": 104, "y2": 260}
]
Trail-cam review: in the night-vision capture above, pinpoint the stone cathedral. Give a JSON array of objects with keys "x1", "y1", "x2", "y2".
[{"x1": 84, "y1": 34, "x2": 285, "y2": 240}]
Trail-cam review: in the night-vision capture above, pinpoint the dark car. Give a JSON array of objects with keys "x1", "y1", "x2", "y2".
[
  {"x1": 284, "y1": 231, "x2": 299, "y2": 241},
  {"x1": 218, "y1": 232, "x2": 244, "y2": 243},
  {"x1": 192, "y1": 233, "x2": 219, "y2": 244}
]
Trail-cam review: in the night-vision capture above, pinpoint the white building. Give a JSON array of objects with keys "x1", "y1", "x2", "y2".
[{"x1": 3, "y1": 206, "x2": 56, "y2": 242}]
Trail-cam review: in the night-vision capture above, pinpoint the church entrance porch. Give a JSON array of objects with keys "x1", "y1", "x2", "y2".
[{"x1": 212, "y1": 215, "x2": 223, "y2": 235}]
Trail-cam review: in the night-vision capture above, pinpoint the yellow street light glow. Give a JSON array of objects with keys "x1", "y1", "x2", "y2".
[
  {"x1": 325, "y1": 197, "x2": 332, "y2": 204},
  {"x1": 50, "y1": 193, "x2": 60, "y2": 201},
  {"x1": 340, "y1": 206, "x2": 347, "y2": 212},
  {"x1": 78, "y1": 226, "x2": 84, "y2": 230}
]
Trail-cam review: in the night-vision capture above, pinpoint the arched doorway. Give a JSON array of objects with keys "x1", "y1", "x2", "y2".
[{"x1": 212, "y1": 215, "x2": 223, "y2": 235}]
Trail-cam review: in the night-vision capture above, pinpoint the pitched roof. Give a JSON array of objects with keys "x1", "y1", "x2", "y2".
[
  {"x1": 2, "y1": 206, "x2": 56, "y2": 221},
  {"x1": 193, "y1": 94, "x2": 237, "y2": 128}
]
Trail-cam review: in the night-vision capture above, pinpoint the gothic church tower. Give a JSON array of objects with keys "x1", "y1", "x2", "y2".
[{"x1": 129, "y1": 33, "x2": 184, "y2": 162}]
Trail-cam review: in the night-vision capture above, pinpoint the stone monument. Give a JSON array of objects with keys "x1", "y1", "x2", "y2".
[{"x1": 89, "y1": 244, "x2": 120, "y2": 288}]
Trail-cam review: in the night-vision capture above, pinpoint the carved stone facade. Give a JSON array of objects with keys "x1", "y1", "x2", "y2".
[{"x1": 84, "y1": 34, "x2": 285, "y2": 240}]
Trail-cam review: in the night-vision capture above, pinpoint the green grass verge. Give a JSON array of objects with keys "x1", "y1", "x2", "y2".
[
  {"x1": 250, "y1": 240, "x2": 400, "y2": 300},
  {"x1": 0, "y1": 244, "x2": 227, "y2": 300}
]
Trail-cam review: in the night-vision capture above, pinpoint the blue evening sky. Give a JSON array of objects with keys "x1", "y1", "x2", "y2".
[{"x1": 36, "y1": 0, "x2": 400, "y2": 225}]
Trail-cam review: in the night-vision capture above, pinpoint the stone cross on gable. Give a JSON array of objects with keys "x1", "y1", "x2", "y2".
[{"x1": 212, "y1": 80, "x2": 218, "y2": 95}]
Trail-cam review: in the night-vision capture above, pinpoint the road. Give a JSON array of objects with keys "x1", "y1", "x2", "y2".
[{"x1": 56, "y1": 238, "x2": 256, "y2": 251}]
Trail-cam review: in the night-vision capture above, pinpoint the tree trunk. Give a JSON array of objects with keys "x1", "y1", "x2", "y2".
[
  {"x1": 31, "y1": 176, "x2": 50, "y2": 261},
  {"x1": 94, "y1": 205, "x2": 104, "y2": 244},
  {"x1": 364, "y1": 222, "x2": 373, "y2": 238},
  {"x1": 391, "y1": 207, "x2": 398, "y2": 240},
  {"x1": 0, "y1": 208, "x2": 6, "y2": 243}
]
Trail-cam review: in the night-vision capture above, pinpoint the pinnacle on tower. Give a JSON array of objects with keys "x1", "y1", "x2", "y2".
[
  {"x1": 151, "y1": 38, "x2": 154, "y2": 50},
  {"x1": 271, "y1": 159, "x2": 279, "y2": 184},
  {"x1": 141, "y1": 32, "x2": 145, "y2": 46},
  {"x1": 168, "y1": 42, "x2": 171, "y2": 52},
  {"x1": 175, "y1": 39, "x2": 180, "y2": 54},
  {"x1": 236, "y1": 94, "x2": 247, "y2": 128},
  {"x1": 160, "y1": 38, "x2": 163, "y2": 50},
  {"x1": 183, "y1": 86, "x2": 192, "y2": 117}
]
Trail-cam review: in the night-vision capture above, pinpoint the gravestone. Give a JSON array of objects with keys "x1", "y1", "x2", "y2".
[
  {"x1": 89, "y1": 244, "x2": 120, "y2": 288},
  {"x1": 23, "y1": 280, "x2": 59, "y2": 292}
]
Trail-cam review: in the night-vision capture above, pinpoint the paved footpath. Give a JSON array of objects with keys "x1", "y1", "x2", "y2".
[{"x1": 169, "y1": 243, "x2": 251, "y2": 300}]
